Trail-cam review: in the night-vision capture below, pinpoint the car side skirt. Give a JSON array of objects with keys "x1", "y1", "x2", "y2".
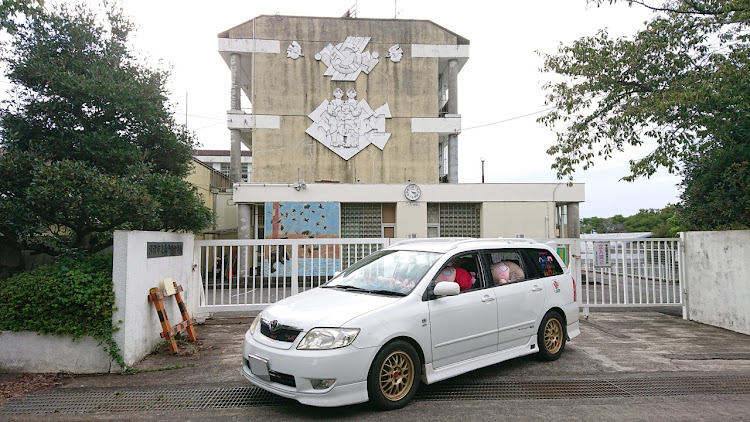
[{"x1": 422, "y1": 336, "x2": 536, "y2": 385}]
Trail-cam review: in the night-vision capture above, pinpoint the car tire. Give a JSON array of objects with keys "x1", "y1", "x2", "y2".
[
  {"x1": 536, "y1": 310, "x2": 566, "y2": 361},
  {"x1": 367, "y1": 340, "x2": 421, "y2": 410}
]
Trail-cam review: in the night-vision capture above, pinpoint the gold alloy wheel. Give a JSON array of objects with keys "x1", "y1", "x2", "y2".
[
  {"x1": 378, "y1": 350, "x2": 415, "y2": 401},
  {"x1": 544, "y1": 318, "x2": 563, "y2": 354}
]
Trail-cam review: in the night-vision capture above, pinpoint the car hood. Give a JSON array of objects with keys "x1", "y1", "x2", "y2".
[{"x1": 261, "y1": 287, "x2": 401, "y2": 330}]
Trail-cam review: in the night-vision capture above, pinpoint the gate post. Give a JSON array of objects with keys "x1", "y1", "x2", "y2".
[
  {"x1": 291, "y1": 243, "x2": 299, "y2": 296},
  {"x1": 679, "y1": 232, "x2": 689, "y2": 320},
  {"x1": 569, "y1": 238, "x2": 586, "y2": 317}
]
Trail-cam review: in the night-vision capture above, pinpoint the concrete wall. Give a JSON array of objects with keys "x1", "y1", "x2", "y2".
[
  {"x1": 684, "y1": 230, "x2": 750, "y2": 335},
  {"x1": 223, "y1": 16, "x2": 466, "y2": 184},
  {"x1": 396, "y1": 201, "x2": 427, "y2": 238},
  {"x1": 186, "y1": 160, "x2": 216, "y2": 212},
  {"x1": 482, "y1": 202, "x2": 553, "y2": 239},
  {"x1": 0, "y1": 332, "x2": 114, "y2": 373},
  {"x1": 215, "y1": 191, "x2": 238, "y2": 232},
  {"x1": 112, "y1": 231, "x2": 196, "y2": 366}
]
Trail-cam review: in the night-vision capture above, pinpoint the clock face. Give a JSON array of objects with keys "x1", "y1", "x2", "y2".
[{"x1": 404, "y1": 183, "x2": 421, "y2": 201}]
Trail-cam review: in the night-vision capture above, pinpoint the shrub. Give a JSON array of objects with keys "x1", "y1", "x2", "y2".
[{"x1": 0, "y1": 253, "x2": 123, "y2": 368}]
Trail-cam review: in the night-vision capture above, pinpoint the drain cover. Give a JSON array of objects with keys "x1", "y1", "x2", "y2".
[{"x1": 3, "y1": 375, "x2": 750, "y2": 414}]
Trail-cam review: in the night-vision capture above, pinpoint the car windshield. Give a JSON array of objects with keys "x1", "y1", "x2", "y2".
[{"x1": 324, "y1": 249, "x2": 441, "y2": 295}]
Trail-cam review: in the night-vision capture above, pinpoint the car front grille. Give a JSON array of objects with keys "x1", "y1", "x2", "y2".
[{"x1": 260, "y1": 321, "x2": 302, "y2": 343}]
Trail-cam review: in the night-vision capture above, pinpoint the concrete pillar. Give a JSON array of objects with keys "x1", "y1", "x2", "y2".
[
  {"x1": 448, "y1": 134, "x2": 458, "y2": 183},
  {"x1": 446, "y1": 59, "x2": 459, "y2": 183},
  {"x1": 567, "y1": 202, "x2": 580, "y2": 238},
  {"x1": 238, "y1": 203, "x2": 252, "y2": 240},
  {"x1": 229, "y1": 53, "x2": 242, "y2": 185},
  {"x1": 230, "y1": 130, "x2": 242, "y2": 184},
  {"x1": 446, "y1": 59, "x2": 458, "y2": 115}
]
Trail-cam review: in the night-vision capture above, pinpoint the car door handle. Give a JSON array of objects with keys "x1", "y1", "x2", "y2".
[
  {"x1": 531, "y1": 286, "x2": 543, "y2": 292},
  {"x1": 481, "y1": 295, "x2": 495, "y2": 303}
]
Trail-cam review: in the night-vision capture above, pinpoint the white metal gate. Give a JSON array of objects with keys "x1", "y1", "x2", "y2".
[
  {"x1": 193, "y1": 238, "x2": 390, "y2": 313},
  {"x1": 192, "y1": 237, "x2": 686, "y2": 317},
  {"x1": 557, "y1": 238, "x2": 685, "y2": 318}
]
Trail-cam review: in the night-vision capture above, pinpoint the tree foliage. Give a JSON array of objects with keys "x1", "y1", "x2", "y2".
[
  {"x1": 0, "y1": 2, "x2": 212, "y2": 254},
  {"x1": 580, "y1": 206, "x2": 684, "y2": 237},
  {"x1": 0, "y1": 0, "x2": 43, "y2": 32},
  {"x1": 679, "y1": 141, "x2": 750, "y2": 229},
  {"x1": 540, "y1": 0, "x2": 750, "y2": 181},
  {"x1": 539, "y1": 0, "x2": 750, "y2": 230}
]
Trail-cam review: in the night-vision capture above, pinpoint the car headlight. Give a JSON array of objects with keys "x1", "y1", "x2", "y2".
[
  {"x1": 248, "y1": 310, "x2": 263, "y2": 334},
  {"x1": 297, "y1": 328, "x2": 360, "y2": 350}
]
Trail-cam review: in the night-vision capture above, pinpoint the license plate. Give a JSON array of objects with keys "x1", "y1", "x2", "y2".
[{"x1": 247, "y1": 354, "x2": 271, "y2": 381}]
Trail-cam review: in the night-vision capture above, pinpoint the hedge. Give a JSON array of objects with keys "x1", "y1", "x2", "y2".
[{"x1": 0, "y1": 253, "x2": 123, "y2": 368}]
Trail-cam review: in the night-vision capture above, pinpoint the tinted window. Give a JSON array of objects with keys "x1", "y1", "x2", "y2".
[{"x1": 522, "y1": 248, "x2": 565, "y2": 278}]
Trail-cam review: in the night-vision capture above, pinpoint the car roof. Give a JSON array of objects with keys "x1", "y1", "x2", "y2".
[{"x1": 387, "y1": 238, "x2": 551, "y2": 254}]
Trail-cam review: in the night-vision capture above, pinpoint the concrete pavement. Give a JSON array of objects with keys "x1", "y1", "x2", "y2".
[{"x1": 2, "y1": 309, "x2": 750, "y2": 420}]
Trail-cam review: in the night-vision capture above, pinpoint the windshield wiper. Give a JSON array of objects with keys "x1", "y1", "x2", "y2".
[
  {"x1": 324, "y1": 284, "x2": 369, "y2": 292},
  {"x1": 324, "y1": 285, "x2": 406, "y2": 296},
  {"x1": 366, "y1": 290, "x2": 407, "y2": 297}
]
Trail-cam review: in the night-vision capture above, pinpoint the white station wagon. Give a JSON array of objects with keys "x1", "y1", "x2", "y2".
[{"x1": 242, "y1": 238, "x2": 580, "y2": 409}]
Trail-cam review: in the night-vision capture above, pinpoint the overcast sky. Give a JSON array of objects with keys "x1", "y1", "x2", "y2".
[{"x1": 19, "y1": 1, "x2": 684, "y2": 218}]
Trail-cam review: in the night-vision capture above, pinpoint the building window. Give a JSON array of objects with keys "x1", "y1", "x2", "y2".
[
  {"x1": 427, "y1": 203, "x2": 480, "y2": 238},
  {"x1": 219, "y1": 163, "x2": 250, "y2": 181},
  {"x1": 341, "y1": 203, "x2": 382, "y2": 238},
  {"x1": 438, "y1": 142, "x2": 448, "y2": 182}
]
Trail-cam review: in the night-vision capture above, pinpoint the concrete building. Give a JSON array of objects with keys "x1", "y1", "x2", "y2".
[
  {"x1": 192, "y1": 149, "x2": 253, "y2": 182},
  {"x1": 217, "y1": 15, "x2": 583, "y2": 240}
]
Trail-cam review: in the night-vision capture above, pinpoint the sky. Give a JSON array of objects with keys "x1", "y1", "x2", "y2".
[{"x1": 10, "y1": 0, "x2": 684, "y2": 218}]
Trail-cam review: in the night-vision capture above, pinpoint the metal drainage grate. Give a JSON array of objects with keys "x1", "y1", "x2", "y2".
[
  {"x1": 415, "y1": 375, "x2": 750, "y2": 401},
  {"x1": 3, "y1": 375, "x2": 750, "y2": 414},
  {"x1": 1, "y1": 386, "x2": 288, "y2": 414}
]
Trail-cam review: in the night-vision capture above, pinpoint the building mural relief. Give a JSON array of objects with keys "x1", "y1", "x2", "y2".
[
  {"x1": 386, "y1": 44, "x2": 403, "y2": 62},
  {"x1": 314, "y1": 36, "x2": 379, "y2": 81},
  {"x1": 305, "y1": 88, "x2": 391, "y2": 160},
  {"x1": 286, "y1": 41, "x2": 304, "y2": 59}
]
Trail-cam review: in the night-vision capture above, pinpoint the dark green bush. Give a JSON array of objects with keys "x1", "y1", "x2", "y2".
[{"x1": 0, "y1": 253, "x2": 123, "y2": 367}]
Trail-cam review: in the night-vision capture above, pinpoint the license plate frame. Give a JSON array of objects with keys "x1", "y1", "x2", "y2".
[{"x1": 247, "y1": 354, "x2": 271, "y2": 381}]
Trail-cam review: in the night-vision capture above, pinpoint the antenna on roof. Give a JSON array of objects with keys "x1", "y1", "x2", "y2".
[{"x1": 342, "y1": 2, "x2": 356, "y2": 18}]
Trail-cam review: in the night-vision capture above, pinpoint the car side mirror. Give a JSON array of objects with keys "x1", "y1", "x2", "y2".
[{"x1": 433, "y1": 281, "x2": 460, "y2": 297}]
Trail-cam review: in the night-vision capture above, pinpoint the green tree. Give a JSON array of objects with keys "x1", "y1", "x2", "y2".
[
  {"x1": 679, "y1": 142, "x2": 750, "y2": 229},
  {"x1": 0, "y1": 0, "x2": 43, "y2": 32},
  {"x1": 0, "y1": 3, "x2": 212, "y2": 254},
  {"x1": 538, "y1": 0, "x2": 750, "y2": 229},
  {"x1": 581, "y1": 206, "x2": 684, "y2": 237}
]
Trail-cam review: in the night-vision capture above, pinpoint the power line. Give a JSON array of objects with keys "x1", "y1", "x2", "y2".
[{"x1": 462, "y1": 107, "x2": 554, "y2": 131}]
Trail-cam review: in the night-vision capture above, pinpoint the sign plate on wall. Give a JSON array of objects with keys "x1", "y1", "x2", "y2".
[{"x1": 147, "y1": 242, "x2": 183, "y2": 258}]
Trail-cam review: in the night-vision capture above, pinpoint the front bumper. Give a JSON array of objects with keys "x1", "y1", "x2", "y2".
[{"x1": 241, "y1": 329, "x2": 377, "y2": 407}]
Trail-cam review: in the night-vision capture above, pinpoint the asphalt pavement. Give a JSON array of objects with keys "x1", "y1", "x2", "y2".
[{"x1": 2, "y1": 309, "x2": 750, "y2": 421}]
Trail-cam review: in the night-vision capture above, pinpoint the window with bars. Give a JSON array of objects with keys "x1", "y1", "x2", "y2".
[
  {"x1": 341, "y1": 203, "x2": 382, "y2": 238},
  {"x1": 427, "y1": 203, "x2": 481, "y2": 238}
]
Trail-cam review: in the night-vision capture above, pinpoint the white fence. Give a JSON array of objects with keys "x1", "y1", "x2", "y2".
[
  {"x1": 555, "y1": 238, "x2": 684, "y2": 318},
  {"x1": 192, "y1": 237, "x2": 685, "y2": 317},
  {"x1": 193, "y1": 238, "x2": 391, "y2": 313}
]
